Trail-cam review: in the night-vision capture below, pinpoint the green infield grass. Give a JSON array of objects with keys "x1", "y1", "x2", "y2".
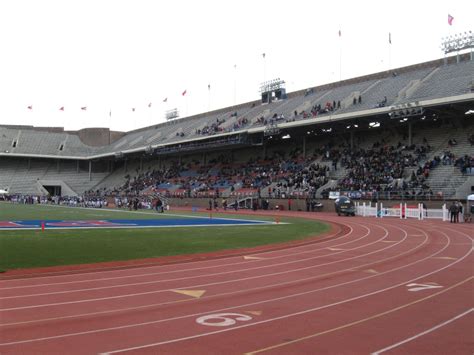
[{"x1": 0, "y1": 202, "x2": 330, "y2": 271}]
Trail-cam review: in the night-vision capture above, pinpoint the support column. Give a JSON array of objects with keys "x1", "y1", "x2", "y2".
[
  {"x1": 124, "y1": 159, "x2": 127, "y2": 173},
  {"x1": 77, "y1": 160, "x2": 80, "y2": 173},
  {"x1": 139, "y1": 157, "x2": 143, "y2": 171},
  {"x1": 27, "y1": 158, "x2": 31, "y2": 170},
  {"x1": 88, "y1": 160, "x2": 92, "y2": 181},
  {"x1": 350, "y1": 131, "x2": 354, "y2": 150},
  {"x1": 302, "y1": 136, "x2": 306, "y2": 159},
  {"x1": 57, "y1": 160, "x2": 60, "y2": 173},
  {"x1": 408, "y1": 122, "x2": 412, "y2": 146}
]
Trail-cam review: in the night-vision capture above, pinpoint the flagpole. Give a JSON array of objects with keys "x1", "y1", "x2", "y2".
[
  {"x1": 388, "y1": 32, "x2": 392, "y2": 71},
  {"x1": 108, "y1": 108, "x2": 112, "y2": 144},
  {"x1": 208, "y1": 84, "x2": 211, "y2": 112},
  {"x1": 338, "y1": 29, "x2": 342, "y2": 81},
  {"x1": 233, "y1": 64, "x2": 237, "y2": 106}
]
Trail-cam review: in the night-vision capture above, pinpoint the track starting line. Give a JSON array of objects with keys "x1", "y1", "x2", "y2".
[{"x1": 0, "y1": 218, "x2": 276, "y2": 230}]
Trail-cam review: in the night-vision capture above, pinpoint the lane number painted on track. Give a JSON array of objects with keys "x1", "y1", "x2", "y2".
[
  {"x1": 196, "y1": 313, "x2": 252, "y2": 327},
  {"x1": 406, "y1": 282, "x2": 443, "y2": 292}
]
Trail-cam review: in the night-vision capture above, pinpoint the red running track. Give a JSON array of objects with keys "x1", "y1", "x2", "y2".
[{"x1": 0, "y1": 211, "x2": 472, "y2": 354}]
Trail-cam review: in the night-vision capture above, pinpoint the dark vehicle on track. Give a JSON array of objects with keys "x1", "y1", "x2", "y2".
[{"x1": 335, "y1": 196, "x2": 356, "y2": 216}]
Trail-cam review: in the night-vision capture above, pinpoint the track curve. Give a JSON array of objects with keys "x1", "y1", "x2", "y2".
[{"x1": 0, "y1": 212, "x2": 472, "y2": 354}]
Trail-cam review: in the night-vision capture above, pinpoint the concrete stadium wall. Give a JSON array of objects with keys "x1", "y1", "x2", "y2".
[
  {"x1": 167, "y1": 198, "x2": 448, "y2": 212},
  {"x1": 77, "y1": 128, "x2": 125, "y2": 146}
]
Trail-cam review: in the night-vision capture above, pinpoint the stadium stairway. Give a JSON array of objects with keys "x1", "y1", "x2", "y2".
[{"x1": 425, "y1": 165, "x2": 467, "y2": 198}]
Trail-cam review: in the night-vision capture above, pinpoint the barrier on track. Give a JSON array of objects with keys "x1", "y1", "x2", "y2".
[{"x1": 355, "y1": 202, "x2": 448, "y2": 221}]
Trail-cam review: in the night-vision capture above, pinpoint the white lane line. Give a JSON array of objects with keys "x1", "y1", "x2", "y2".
[
  {"x1": 371, "y1": 308, "x2": 474, "y2": 354},
  {"x1": 0, "y1": 219, "x2": 348, "y2": 287},
  {"x1": 98, "y1": 251, "x2": 471, "y2": 354},
  {"x1": 1, "y1": 202, "x2": 272, "y2": 223},
  {"x1": 0, "y1": 225, "x2": 374, "y2": 299},
  {"x1": 0, "y1": 221, "x2": 437, "y2": 343},
  {"x1": 0, "y1": 222, "x2": 279, "y2": 231},
  {"x1": 0, "y1": 224, "x2": 351, "y2": 291},
  {"x1": 0, "y1": 222, "x2": 422, "y2": 327},
  {"x1": 0, "y1": 223, "x2": 390, "y2": 309}
]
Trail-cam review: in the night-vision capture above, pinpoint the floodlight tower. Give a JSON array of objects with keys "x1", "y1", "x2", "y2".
[
  {"x1": 440, "y1": 31, "x2": 474, "y2": 62},
  {"x1": 259, "y1": 78, "x2": 287, "y2": 104}
]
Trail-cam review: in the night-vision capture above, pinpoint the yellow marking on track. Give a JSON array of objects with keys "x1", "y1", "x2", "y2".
[
  {"x1": 171, "y1": 289, "x2": 206, "y2": 298},
  {"x1": 245, "y1": 311, "x2": 262, "y2": 316},
  {"x1": 364, "y1": 269, "x2": 379, "y2": 274},
  {"x1": 244, "y1": 276, "x2": 473, "y2": 354},
  {"x1": 243, "y1": 256, "x2": 266, "y2": 260}
]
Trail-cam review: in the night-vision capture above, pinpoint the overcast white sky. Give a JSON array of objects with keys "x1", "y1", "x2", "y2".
[{"x1": 0, "y1": 0, "x2": 472, "y2": 132}]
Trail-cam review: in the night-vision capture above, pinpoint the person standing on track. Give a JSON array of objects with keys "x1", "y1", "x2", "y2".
[
  {"x1": 455, "y1": 201, "x2": 461, "y2": 223},
  {"x1": 449, "y1": 201, "x2": 458, "y2": 223}
]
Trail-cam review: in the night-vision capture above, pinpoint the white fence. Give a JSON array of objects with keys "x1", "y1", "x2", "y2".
[{"x1": 355, "y1": 202, "x2": 448, "y2": 221}]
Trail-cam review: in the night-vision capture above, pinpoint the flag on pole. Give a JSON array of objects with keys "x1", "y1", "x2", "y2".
[
  {"x1": 27, "y1": 105, "x2": 33, "y2": 110},
  {"x1": 182, "y1": 89, "x2": 187, "y2": 96},
  {"x1": 163, "y1": 97, "x2": 168, "y2": 102},
  {"x1": 389, "y1": 32, "x2": 392, "y2": 44},
  {"x1": 448, "y1": 14, "x2": 454, "y2": 26},
  {"x1": 81, "y1": 106, "x2": 87, "y2": 111},
  {"x1": 59, "y1": 106, "x2": 64, "y2": 111}
]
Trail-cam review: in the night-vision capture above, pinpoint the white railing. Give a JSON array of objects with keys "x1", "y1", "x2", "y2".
[{"x1": 356, "y1": 202, "x2": 448, "y2": 221}]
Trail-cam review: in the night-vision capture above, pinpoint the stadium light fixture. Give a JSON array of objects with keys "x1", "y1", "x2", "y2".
[
  {"x1": 259, "y1": 78, "x2": 286, "y2": 93},
  {"x1": 440, "y1": 30, "x2": 473, "y2": 54},
  {"x1": 465, "y1": 109, "x2": 474, "y2": 115},
  {"x1": 281, "y1": 134, "x2": 291, "y2": 139},
  {"x1": 369, "y1": 121, "x2": 380, "y2": 128},
  {"x1": 165, "y1": 108, "x2": 179, "y2": 120},
  {"x1": 389, "y1": 105, "x2": 424, "y2": 119}
]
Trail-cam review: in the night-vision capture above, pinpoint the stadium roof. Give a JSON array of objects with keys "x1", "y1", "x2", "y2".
[{"x1": 1, "y1": 55, "x2": 473, "y2": 161}]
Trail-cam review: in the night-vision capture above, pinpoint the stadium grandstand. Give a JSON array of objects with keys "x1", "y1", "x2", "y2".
[{"x1": 1, "y1": 54, "x2": 473, "y2": 207}]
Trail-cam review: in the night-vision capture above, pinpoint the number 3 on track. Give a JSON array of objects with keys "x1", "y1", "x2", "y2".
[{"x1": 196, "y1": 313, "x2": 252, "y2": 327}]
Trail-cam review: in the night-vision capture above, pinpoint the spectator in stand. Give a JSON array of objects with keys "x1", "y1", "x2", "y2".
[{"x1": 469, "y1": 134, "x2": 474, "y2": 146}]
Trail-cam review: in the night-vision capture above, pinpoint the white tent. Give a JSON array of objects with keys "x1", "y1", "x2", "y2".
[{"x1": 468, "y1": 194, "x2": 474, "y2": 201}]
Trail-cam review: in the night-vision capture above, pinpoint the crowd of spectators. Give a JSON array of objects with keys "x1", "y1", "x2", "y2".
[
  {"x1": 322, "y1": 138, "x2": 433, "y2": 196},
  {"x1": 6, "y1": 194, "x2": 107, "y2": 207},
  {"x1": 455, "y1": 155, "x2": 474, "y2": 174},
  {"x1": 196, "y1": 117, "x2": 226, "y2": 135}
]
